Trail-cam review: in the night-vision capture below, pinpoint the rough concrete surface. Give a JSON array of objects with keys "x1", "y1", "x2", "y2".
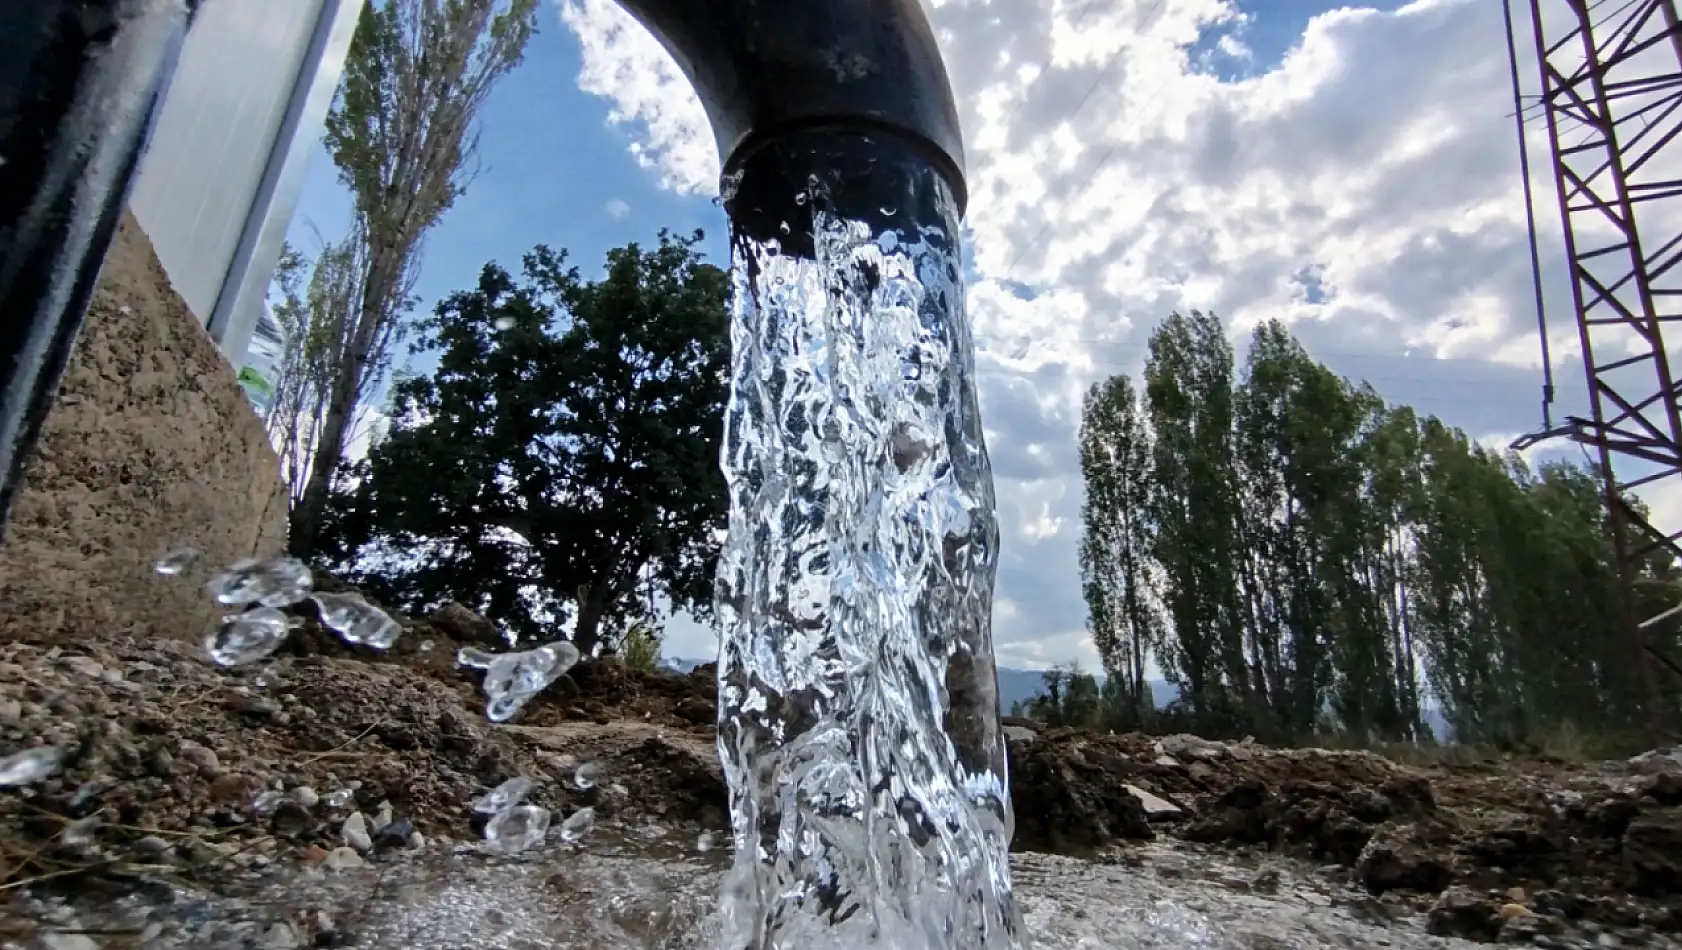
[{"x1": 0, "y1": 210, "x2": 287, "y2": 645}]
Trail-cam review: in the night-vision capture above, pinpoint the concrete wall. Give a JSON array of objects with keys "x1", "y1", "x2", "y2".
[{"x1": 0, "y1": 212, "x2": 289, "y2": 645}]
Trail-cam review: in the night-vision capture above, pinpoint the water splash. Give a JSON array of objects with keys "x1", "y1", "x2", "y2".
[
  {"x1": 457, "y1": 642, "x2": 582, "y2": 722},
  {"x1": 714, "y1": 144, "x2": 1021, "y2": 949}
]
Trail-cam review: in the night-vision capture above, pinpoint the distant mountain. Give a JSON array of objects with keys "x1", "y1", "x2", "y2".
[
  {"x1": 661, "y1": 657, "x2": 1175, "y2": 715},
  {"x1": 664, "y1": 656, "x2": 1451, "y2": 738}
]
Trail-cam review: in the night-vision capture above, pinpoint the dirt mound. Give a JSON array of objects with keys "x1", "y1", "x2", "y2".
[
  {"x1": 1007, "y1": 724, "x2": 1682, "y2": 940},
  {"x1": 0, "y1": 609, "x2": 721, "y2": 897}
]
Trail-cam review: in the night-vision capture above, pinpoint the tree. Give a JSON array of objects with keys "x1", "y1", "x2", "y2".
[
  {"x1": 1144, "y1": 311, "x2": 1247, "y2": 722},
  {"x1": 288, "y1": 0, "x2": 541, "y2": 557},
  {"x1": 318, "y1": 232, "x2": 730, "y2": 653},
  {"x1": 265, "y1": 238, "x2": 365, "y2": 507},
  {"x1": 1077, "y1": 374, "x2": 1159, "y2": 728}
]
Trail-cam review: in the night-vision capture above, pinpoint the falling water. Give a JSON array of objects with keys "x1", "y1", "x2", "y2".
[{"x1": 713, "y1": 136, "x2": 1023, "y2": 950}]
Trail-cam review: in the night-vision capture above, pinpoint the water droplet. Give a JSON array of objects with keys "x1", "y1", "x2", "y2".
[
  {"x1": 880, "y1": 204, "x2": 897, "y2": 216},
  {"x1": 779, "y1": 221, "x2": 791, "y2": 235},
  {"x1": 557, "y1": 806, "x2": 595, "y2": 844},
  {"x1": 203, "y1": 608, "x2": 292, "y2": 666},
  {"x1": 697, "y1": 832, "x2": 715, "y2": 852},
  {"x1": 0, "y1": 747, "x2": 61, "y2": 786},
  {"x1": 573, "y1": 762, "x2": 601, "y2": 790},
  {"x1": 486, "y1": 804, "x2": 549, "y2": 853},
  {"x1": 323, "y1": 789, "x2": 355, "y2": 810},
  {"x1": 473, "y1": 776, "x2": 533, "y2": 815},
  {"x1": 494, "y1": 315, "x2": 516, "y2": 331},
  {"x1": 207, "y1": 557, "x2": 312, "y2": 608},
  {"x1": 458, "y1": 641, "x2": 582, "y2": 722},
  {"x1": 794, "y1": 192, "x2": 808, "y2": 206},
  {"x1": 311, "y1": 592, "x2": 402, "y2": 649},
  {"x1": 154, "y1": 548, "x2": 199, "y2": 576},
  {"x1": 252, "y1": 789, "x2": 286, "y2": 815}
]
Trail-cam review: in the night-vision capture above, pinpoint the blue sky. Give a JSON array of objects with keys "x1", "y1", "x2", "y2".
[
  {"x1": 286, "y1": 0, "x2": 1611, "y2": 668},
  {"x1": 285, "y1": 7, "x2": 728, "y2": 338}
]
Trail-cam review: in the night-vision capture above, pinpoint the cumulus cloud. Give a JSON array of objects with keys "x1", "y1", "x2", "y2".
[
  {"x1": 605, "y1": 198, "x2": 631, "y2": 219},
  {"x1": 556, "y1": 0, "x2": 1664, "y2": 670}
]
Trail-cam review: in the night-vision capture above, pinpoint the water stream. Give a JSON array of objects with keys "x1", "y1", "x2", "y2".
[{"x1": 713, "y1": 145, "x2": 1022, "y2": 950}]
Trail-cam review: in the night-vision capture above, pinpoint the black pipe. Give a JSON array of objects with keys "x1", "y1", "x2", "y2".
[
  {"x1": 614, "y1": 0, "x2": 968, "y2": 224},
  {"x1": 0, "y1": 0, "x2": 200, "y2": 538}
]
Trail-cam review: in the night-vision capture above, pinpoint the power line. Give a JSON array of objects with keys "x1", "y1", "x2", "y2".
[
  {"x1": 993, "y1": 0, "x2": 1112, "y2": 137},
  {"x1": 1004, "y1": 6, "x2": 1174, "y2": 276}
]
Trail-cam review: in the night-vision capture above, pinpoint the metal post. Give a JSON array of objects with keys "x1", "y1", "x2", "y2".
[
  {"x1": 1518, "y1": 0, "x2": 1682, "y2": 737},
  {"x1": 0, "y1": 0, "x2": 201, "y2": 537}
]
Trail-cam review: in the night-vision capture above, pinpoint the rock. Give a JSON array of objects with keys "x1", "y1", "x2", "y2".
[
  {"x1": 324, "y1": 846, "x2": 365, "y2": 871},
  {"x1": 1427, "y1": 886, "x2": 1502, "y2": 941},
  {"x1": 1124, "y1": 784, "x2": 1182, "y2": 819},
  {"x1": 208, "y1": 771, "x2": 264, "y2": 805},
  {"x1": 39, "y1": 934, "x2": 100, "y2": 950},
  {"x1": 1622, "y1": 809, "x2": 1682, "y2": 894},
  {"x1": 60, "y1": 655, "x2": 103, "y2": 679},
  {"x1": 1357, "y1": 820, "x2": 1455, "y2": 894},
  {"x1": 1003, "y1": 725, "x2": 1037, "y2": 743},
  {"x1": 257, "y1": 922, "x2": 302, "y2": 949},
  {"x1": 1500, "y1": 908, "x2": 1563, "y2": 943},
  {"x1": 1156, "y1": 734, "x2": 1226, "y2": 761},
  {"x1": 292, "y1": 785, "x2": 319, "y2": 809},
  {"x1": 374, "y1": 818, "x2": 414, "y2": 851},
  {"x1": 177, "y1": 741, "x2": 220, "y2": 777},
  {"x1": 342, "y1": 811, "x2": 373, "y2": 852}
]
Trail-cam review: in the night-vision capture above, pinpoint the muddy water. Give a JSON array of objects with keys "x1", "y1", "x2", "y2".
[{"x1": 10, "y1": 823, "x2": 1500, "y2": 949}]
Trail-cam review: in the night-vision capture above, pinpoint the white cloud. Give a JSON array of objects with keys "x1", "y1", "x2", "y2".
[
  {"x1": 605, "y1": 198, "x2": 631, "y2": 219},
  {"x1": 557, "y1": 0, "x2": 1678, "y2": 669}
]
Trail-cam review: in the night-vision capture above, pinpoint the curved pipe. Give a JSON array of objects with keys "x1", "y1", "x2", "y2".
[
  {"x1": 0, "y1": 0, "x2": 968, "y2": 535},
  {"x1": 614, "y1": 0, "x2": 968, "y2": 217}
]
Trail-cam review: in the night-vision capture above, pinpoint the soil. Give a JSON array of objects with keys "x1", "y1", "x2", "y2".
[{"x1": 5, "y1": 584, "x2": 1682, "y2": 947}]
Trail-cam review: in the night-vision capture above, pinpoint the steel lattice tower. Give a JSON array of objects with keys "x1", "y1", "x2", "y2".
[{"x1": 1513, "y1": 0, "x2": 1682, "y2": 731}]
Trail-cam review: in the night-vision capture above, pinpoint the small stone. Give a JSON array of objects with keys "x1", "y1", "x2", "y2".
[
  {"x1": 373, "y1": 800, "x2": 393, "y2": 831},
  {"x1": 293, "y1": 786, "x2": 320, "y2": 809},
  {"x1": 135, "y1": 835, "x2": 172, "y2": 858},
  {"x1": 407, "y1": 831, "x2": 427, "y2": 850},
  {"x1": 341, "y1": 811, "x2": 373, "y2": 852},
  {"x1": 258, "y1": 922, "x2": 301, "y2": 949},
  {"x1": 1502, "y1": 903, "x2": 1532, "y2": 921},
  {"x1": 209, "y1": 771, "x2": 264, "y2": 804},
  {"x1": 39, "y1": 934, "x2": 99, "y2": 950},
  {"x1": 178, "y1": 742, "x2": 220, "y2": 777},
  {"x1": 324, "y1": 846, "x2": 365, "y2": 870},
  {"x1": 1124, "y1": 784, "x2": 1182, "y2": 818},
  {"x1": 61, "y1": 656, "x2": 103, "y2": 679},
  {"x1": 373, "y1": 818, "x2": 413, "y2": 850}
]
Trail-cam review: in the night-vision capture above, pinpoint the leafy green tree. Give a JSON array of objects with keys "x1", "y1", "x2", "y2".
[
  {"x1": 289, "y1": 0, "x2": 541, "y2": 557},
  {"x1": 1078, "y1": 374, "x2": 1160, "y2": 727},
  {"x1": 318, "y1": 232, "x2": 730, "y2": 652},
  {"x1": 1144, "y1": 311, "x2": 1247, "y2": 722}
]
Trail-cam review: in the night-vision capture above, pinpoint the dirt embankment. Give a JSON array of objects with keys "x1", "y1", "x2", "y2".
[{"x1": 5, "y1": 589, "x2": 1682, "y2": 945}]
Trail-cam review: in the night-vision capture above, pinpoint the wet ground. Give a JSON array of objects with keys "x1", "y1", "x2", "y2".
[
  {"x1": 9, "y1": 819, "x2": 1653, "y2": 950},
  {"x1": 9, "y1": 594, "x2": 1682, "y2": 948}
]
